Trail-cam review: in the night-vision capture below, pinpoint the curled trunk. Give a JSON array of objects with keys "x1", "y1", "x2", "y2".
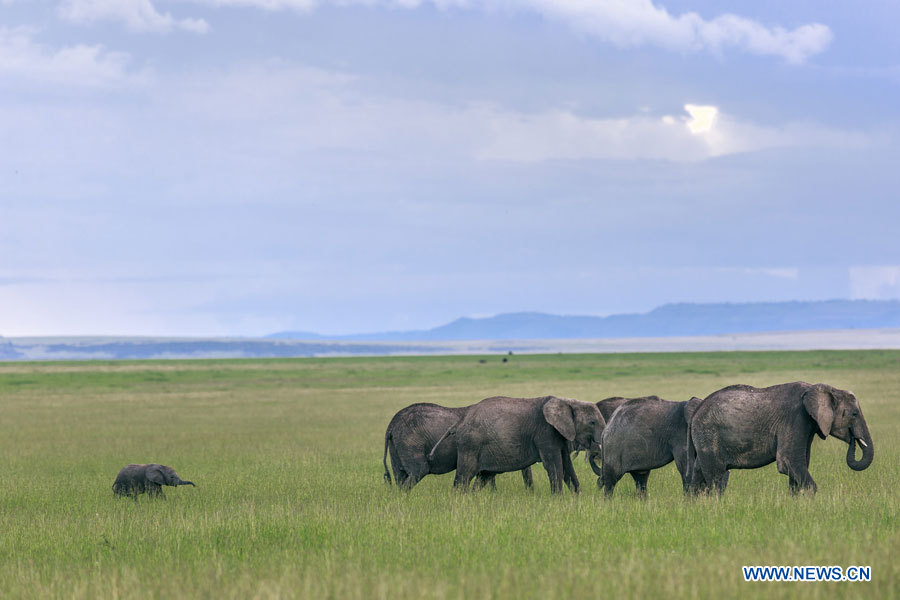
[
  {"x1": 846, "y1": 417, "x2": 874, "y2": 471},
  {"x1": 588, "y1": 450, "x2": 603, "y2": 477}
]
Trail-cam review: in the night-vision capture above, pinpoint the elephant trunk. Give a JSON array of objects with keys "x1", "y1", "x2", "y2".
[
  {"x1": 588, "y1": 450, "x2": 603, "y2": 477},
  {"x1": 178, "y1": 479, "x2": 196, "y2": 487},
  {"x1": 846, "y1": 416, "x2": 874, "y2": 471}
]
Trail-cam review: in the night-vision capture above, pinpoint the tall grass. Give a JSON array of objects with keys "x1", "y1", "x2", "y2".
[{"x1": 0, "y1": 351, "x2": 897, "y2": 598}]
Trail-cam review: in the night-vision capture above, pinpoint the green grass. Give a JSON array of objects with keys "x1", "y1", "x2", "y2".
[{"x1": 0, "y1": 351, "x2": 897, "y2": 599}]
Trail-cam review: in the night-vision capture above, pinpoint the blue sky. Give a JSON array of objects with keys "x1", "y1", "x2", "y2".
[{"x1": 1, "y1": 1, "x2": 898, "y2": 336}]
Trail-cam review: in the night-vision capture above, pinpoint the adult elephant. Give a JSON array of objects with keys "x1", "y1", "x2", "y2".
[
  {"x1": 587, "y1": 395, "x2": 723, "y2": 496},
  {"x1": 435, "y1": 396, "x2": 605, "y2": 493},
  {"x1": 383, "y1": 403, "x2": 533, "y2": 491},
  {"x1": 687, "y1": 382, "x2": 874, "y2": 495}
]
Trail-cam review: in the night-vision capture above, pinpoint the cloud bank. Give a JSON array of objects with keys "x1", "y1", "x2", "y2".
[
  {"x1": 0, "y1": 26, "x2": 141, "y2": 86},
  {"x1": 58, "y1": 0, "x2": 832, "y2": 62},
  {"x1": 475, "y1": 103, "x2": 870, "y2": 162},
  {"x1": 59, "y1": 0, "x2": 210, "y2": 34}
]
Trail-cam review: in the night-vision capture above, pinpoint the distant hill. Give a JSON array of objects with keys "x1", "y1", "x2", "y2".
[
  {"x1": 268, "y1": 300, "x2": 900, "y2": 341},
  {"x1": 5, "y1": 300, "x2": 900, "y2": 362}
]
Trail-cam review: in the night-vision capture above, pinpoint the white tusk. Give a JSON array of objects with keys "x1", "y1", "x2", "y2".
[{"x1": 857, "y1": 438, "x2": 868, "y2": 448}]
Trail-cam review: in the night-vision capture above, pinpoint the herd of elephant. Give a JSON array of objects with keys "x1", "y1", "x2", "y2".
[{"x1": 382, "y1": 381, "x2": 875, "y2": 496}]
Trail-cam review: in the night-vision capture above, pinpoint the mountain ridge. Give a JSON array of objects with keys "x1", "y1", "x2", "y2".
[{"x1": 267, "y1": 300, "x2": 900, "y2": 341}]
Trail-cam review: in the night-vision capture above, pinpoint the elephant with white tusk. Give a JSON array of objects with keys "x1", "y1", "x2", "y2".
[{"x1": 686, "y1": 382, "x2": 874, "y2": 495}]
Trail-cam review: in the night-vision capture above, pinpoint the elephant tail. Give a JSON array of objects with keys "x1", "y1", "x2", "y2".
[
  {"x1": 685, "y1": 423, "x2": 696, "y2": 493},
  {"x1": 427, "y1": 425, "x2": 455, "y2": 462},
  {"x1": 383, "y1": 428, "x2": 392, "y2": 485},
  {"x1": 683, "y1": 396, "x2": 705, "y2": 493}
]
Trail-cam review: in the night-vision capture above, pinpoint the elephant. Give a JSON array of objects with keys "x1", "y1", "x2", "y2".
[
  {"x1": 566, "y1": 397, "x2": 628, "y2": 456},
  {"x1": 112, "y1": 464, "x2": 196, "y2": 499},
  {"x1": 434, "y1": 395, "x2": 605, "y2": 494},
  {"x1": 588, "y1": 395, "x2": 713, "y2": 497},
  {"x1": 383, "y1": 403, "x2": 533, "y2": 491},
  {"x1": 687, "y1": 382, "x2": 874, "y2": 495},
  {"x1": 596, "y1": 396, "x2": 631, "y2": 422}
]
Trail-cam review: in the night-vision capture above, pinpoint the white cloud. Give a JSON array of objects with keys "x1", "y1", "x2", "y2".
[
  {"x1": 190, "y1": 0, "x2": 831, "y2": 63},
  {"x1": 685, "y1": 104, "x2": 717, "y2": 134},
  {"x1": 850, "y1": 266, "x2": 900, "y2": 300},
  {"x1": 52, "y1": 1, "x2": 830, "y2": 61},
  {"x1": 520, "y1": 0, "x2": 832, "y2": 64},
  {"x1": 59, "y1": 0, "x2": 210, "y2": 34},
  {"x1": 476, "y1": 104, "x2": 870, "y2": 162},
  {"x1": 0, "y1": 26, "x2": 143, "y2": 87},
  {"x1": 1, "y1": 54, "x2": 870, "y2": 178}
]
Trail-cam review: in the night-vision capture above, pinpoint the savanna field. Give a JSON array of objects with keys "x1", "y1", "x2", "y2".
[{"x1": 1, "y1": 351, "x2": 897, "y2": 599}]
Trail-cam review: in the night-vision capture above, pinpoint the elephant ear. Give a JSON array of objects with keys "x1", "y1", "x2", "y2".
[
  {"x1": 802, "y1": 385, "x2": 834, "y2": 439},
  {"x1": 543, "y1": 397, "x2": 576, "y2": 441},
  {"x1": 145, "y1": 465, "x2": 166, "y2": 485}
]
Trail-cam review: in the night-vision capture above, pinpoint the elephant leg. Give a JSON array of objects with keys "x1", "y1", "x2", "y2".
[
  {"x1": 801, "y1": 434, "x2": 816, "y2": 493},
  {"x1": 674, "y1": 451, "x2": 691, "y2": 494},
  {"x1": 401, "y1": 472, "x2": 425, "y2": 491},
  {"x1": 389, "y1": 446, "x2": 407, "y2": 488},
  {"x1": 805, "y1": 434, "x2": 813, "y2": 469},
  {"x1": 713, "y1": 471, "x2": 729, "y2": 495},
  {"x1": 562, "y1": 450, "x2": 580, "y2": 494},
  {"x1": 687, "y1": 457, "x2": 704, "y2": 495},
  {"x1": 521, "y1": 467, "x2": 534, "y2": 490},
  {"x1": 599, "y1": 462, "x2": 622, "y2": 497},
  {"x1": 474, "y1": 472, "x2": 496, "y2": 491},
  {"x1": 777, "y1": 443, "x2": 815, "y2": 495},
  {"x1": 539, "y1": 447, "x2": 565, "y2": 494},
  {"x1": 695, "y1": 450, "x2": 727, "y2": 496},
  {"x1": 453, "y1": 452, "x2": 479, "y2": 490},
  {"x1": 400, "y1": 458, "x2": 429, "y2": 491},
  {"x1": 630, "y1": 471, "x2": 650, "y2": 497}
]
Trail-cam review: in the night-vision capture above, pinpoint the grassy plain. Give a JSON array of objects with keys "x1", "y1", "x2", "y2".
[{"x1": 0, "y1": 351, "x2": 897, "y2": 599}]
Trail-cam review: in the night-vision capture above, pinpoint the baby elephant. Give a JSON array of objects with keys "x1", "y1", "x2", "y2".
[{"x1": 112, "y1": 464, "x2": 196, "y2": 499}]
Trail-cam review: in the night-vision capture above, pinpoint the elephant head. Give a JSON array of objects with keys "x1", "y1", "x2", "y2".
[
  {"x1": 802, "y1": 384, "x2": 874, "y2": 471},
  {"x1": 147, "y1": 464, "x2": 196, "y2": 487},
  {"x1": 543, "y1": 397, "x2": 606, "y2": 455}
]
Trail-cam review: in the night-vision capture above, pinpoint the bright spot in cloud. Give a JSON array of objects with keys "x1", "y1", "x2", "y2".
[{"x1": 685, "y1": 104, "x2": 719, "y2": 134}]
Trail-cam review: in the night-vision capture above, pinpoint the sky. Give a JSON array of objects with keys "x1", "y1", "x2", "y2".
[{"x1": 1, "y1": 1, "x2": 899, "y2": 337}]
